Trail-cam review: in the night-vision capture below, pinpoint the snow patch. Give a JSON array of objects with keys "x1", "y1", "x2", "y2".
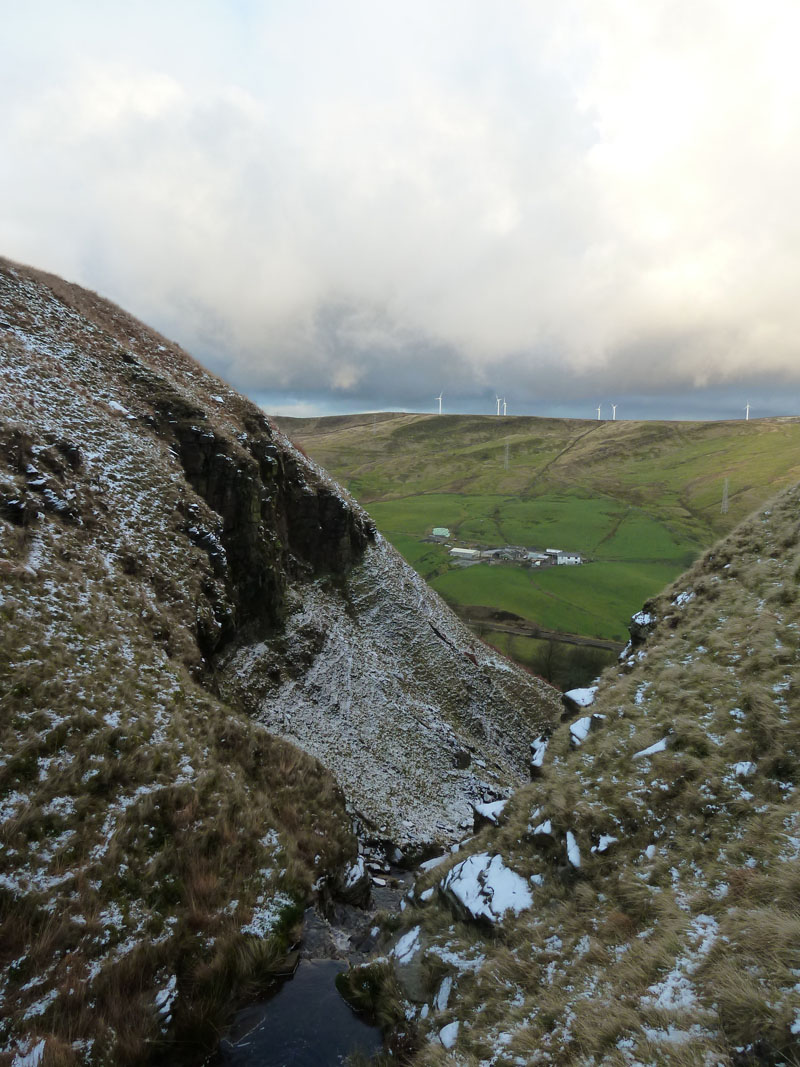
[
  {"x1": 439, "y1": 1021, "x2": 459, "y2": 1049},
  {"x1": 566, "y1": 831, "x2": 581, "y2": 868},
  {"x1": 473, "y1": 799, "x2": 507, "y2": 824},
  {"x1": 392, "y1": 926, "x2": 421, "y2": 965},
  {"x1": 530, "y1": 735, "x2": 549, "y2": 768},
  {"x1": 442, "y1": 853, "x2": 533, "y2": 923},
  {"x1": 12, "y1": 1040, "x2": 46, "y2": 1067},
  {"x1": 564, "y1": 686, "x2": 597, "y2": 707},
  {"x1": 633, "y1": 737, "x2": 669, "y2": 759}
]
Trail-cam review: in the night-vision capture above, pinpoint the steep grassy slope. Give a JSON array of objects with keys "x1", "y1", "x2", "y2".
[
  {"x1": 0, "y1": 260, "x2": 559, "y2": 1066},
  {"x1": 367, "y1": 482, "x2": 800, "y2": 1065},
  {"x1": 277, "y1": 413, "x2": 800, "y2": 645}
]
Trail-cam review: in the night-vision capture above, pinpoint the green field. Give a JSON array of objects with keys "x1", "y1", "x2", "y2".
[
  {"x1": 430, "y1": 561, "x2": 678, "y2": 641},
  {"x1": 478, "y1": 630, "x2": 617, "y2": 691},
  {"x1": 276, "y1": 412, "x2": 800, "y2": 650}
]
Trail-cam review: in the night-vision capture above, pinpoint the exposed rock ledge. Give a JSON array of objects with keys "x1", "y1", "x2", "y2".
[{"x1": 219, "y1": 537, "x2": 557, "y2": 850}]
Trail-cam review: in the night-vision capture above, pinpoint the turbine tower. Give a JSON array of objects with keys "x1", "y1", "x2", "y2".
[
  {"x1": 611, "y1": 403, "x2": 617, "y2": 421},
  {"x1": 496, "y1": 396, "x2": 502, "y2": 416},
  {"x1": 596, "y1": 404, "x2": 602, "y2": 420},
  {"x1": 502, "y1": 398, "x2": 507, "y2": 417},
  {"x1": 436, "y1": 393, "x2": 443, "y2": 415},
  {"x1": 745, "y1": 402, "x2": 750, "y2": 421}
]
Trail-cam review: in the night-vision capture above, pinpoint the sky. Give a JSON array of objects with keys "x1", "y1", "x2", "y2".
[{"x1": 2, "y1": 1, "x2": 800, "y2": 421}]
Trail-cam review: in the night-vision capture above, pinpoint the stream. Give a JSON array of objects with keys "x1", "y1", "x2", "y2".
[{"x1": 212, "y1": 840, "x2": 417, "y2": 1066}]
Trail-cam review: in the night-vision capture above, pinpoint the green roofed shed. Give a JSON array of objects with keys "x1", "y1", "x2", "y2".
[{"x1": 432, "y1": 527, "x2": 450, "y2": 538}]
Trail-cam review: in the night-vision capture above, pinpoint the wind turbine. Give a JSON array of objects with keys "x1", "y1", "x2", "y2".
[
  {"x1": 745, "y1": 402, "x2": 750, "y2": 421},
  {"x1": 496, "y1": 396, "x2": 502, "y2": 416},
  {"x1": 596, "y1": 404, "x2": 602, "y2": 421},
  {"x1": 502, "y1": 398, "x2": 507, "y2": 417},
  {"x1": 611, "y1": 403, "x2": 617, "y2": 421},
  {"x1": 436, "y1": 393, "x2": 443, "y2": 416}
]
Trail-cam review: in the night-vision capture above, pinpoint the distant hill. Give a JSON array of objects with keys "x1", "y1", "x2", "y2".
[
  {"x1": 0, "y1": 261, "x2": 558, "y2": 1064},
  {"x1": 276, "y1": 412, "x2": 800, "y2": 667}
]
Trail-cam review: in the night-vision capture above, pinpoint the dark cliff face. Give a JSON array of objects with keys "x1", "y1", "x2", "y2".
[
  {"x1": 142, "y1": 378, "x2": 374, "y2": 655},
  {"x1": 0, "y1": 257, "x2": 375, "y2": 663}
]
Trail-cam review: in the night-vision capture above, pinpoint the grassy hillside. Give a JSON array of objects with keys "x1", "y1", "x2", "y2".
[
  {"x1": 353, "y1": 481, "x2": 800, "y2": 1064},
  {"x1": 278, "y1": 412, "x2": 800, "y2": 647}
]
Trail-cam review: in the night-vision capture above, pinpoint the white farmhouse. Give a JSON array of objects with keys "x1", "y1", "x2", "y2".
[{"x1": 545, "y1": 548, "x2": 582, "y2": 566}]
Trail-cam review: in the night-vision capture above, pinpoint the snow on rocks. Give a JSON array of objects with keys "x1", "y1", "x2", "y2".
[
  {"x1": 339, "y1": 855, "x2": 370, "y2": 904},
  {"x1": 633, "y1": 737, "x2": 670, "y2": 760},
  {"x1": 628, "y1": 609, "x2": 658, "y2": 650},
  {"x1": 441, "y1": 853, "x2": 533, "y2": 923},
  {"x1": 420, "y1": 853, "x2": 448, "y2": 872},
  {"x1": 473, "y1": 798, "x2": 508, "y2": 826},
  {"x1": 591, "y1": 835, "x2": 619, "y2": 854},
  {"x1": 563, "y1": 686, "x2": 598, "y2": 712},
  {"x1": 530, "y1": 734, "x2": 549, "y2": 775},
  {"x1": 673, "y1": 591, "x2": 695, "y2": 607},
  {"x1": 732, "y1": 761, "x2": 757, "y2": 777},
  {"x1": 11, "y1": 1040, "x2": 46, "y2": 1067},
  {"x1": 439, "y1": 1021, "x2": 459, "y2": 1049},
  {"x1": 569, "y1": 713, "x2": 605, "y2": 748},
  {"x1": 565, "y1": 831, "x2": 581, "y2": 868},
  {"x1": 344, "y1": 856, "x2": 365, "y2": 887},
  {"x1": 392, "y1": 926, "x2": 422, "y2": 965},
  {"x1": 154, "y1": 974, "x2": 178, "y2": 1029},
  {"x1": 434, "y1": 975, "x2": 453, "y2": 1011}
]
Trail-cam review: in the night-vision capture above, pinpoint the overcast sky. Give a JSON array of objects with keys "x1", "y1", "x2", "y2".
[{"x1": 3, "y1": 1, "x2": 799, "y2": 420}]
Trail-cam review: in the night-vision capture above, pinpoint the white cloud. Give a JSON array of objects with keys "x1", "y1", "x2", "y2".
[{"x1": 2, "y1": 1, "x2": 800, "y2": 412}]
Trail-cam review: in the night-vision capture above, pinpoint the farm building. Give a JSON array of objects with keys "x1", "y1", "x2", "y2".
[
  {"x1": 481, "y1": 546, "x2": 527, "y2": 561},
  {"x1": 545, "y1": 548, "x2": 582, "y2": 565},
  {"x1": 450, "y1": 548, "x2": 481, "y2": 560},
  {"x1": 432, "y1": 527, "x2": 450, "y2": 539}
]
